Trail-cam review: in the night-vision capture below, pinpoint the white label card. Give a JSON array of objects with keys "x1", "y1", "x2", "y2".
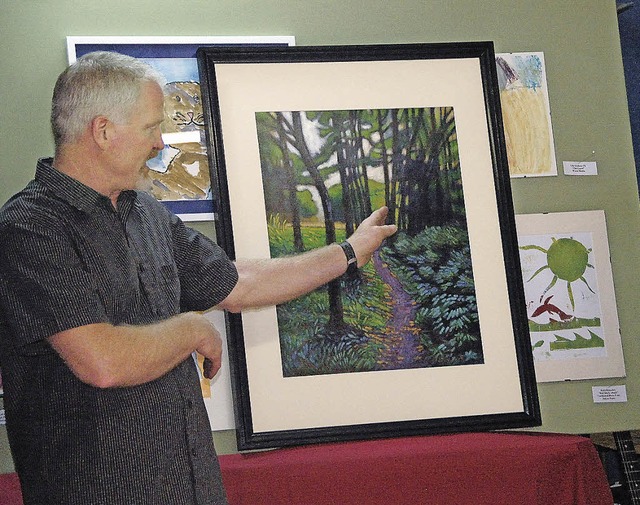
[
  {"x1": 563, "y1": 161, "x2": 598, "y2": 176},
  {"x1": 592, "y1": 385, "x2": 627, "y2": 403}
]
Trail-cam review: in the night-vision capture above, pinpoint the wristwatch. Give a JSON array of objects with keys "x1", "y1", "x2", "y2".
[{"x1": 339, "y1": 241, "x2": 358, "y2": 276}]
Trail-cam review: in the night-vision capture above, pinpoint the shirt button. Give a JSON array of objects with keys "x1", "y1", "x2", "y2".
[{"x1": 186, "y1": 399, "x2": 193, "y2": 409}]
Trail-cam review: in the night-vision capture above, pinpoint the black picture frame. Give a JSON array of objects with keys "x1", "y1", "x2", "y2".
[{"x1": 197, "y1": 42, "x2": 540, "y2": 451}]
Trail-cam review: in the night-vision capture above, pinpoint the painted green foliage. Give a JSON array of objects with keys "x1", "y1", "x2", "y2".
[{"x1": 550, "y1": 331, "x2": 604, "y2": 351}]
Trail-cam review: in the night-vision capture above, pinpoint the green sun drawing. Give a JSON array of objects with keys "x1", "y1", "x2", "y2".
[{"x1": 520, "y1": 237, "x2": 595, "y2": 311}]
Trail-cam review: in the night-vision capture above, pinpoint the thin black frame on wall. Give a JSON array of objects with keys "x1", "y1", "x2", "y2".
[
  {"x1": 616, "y1": 4, "x2": 640, "y2": 194},
  {"x1": 197, "y1": 42, "x2": 540, "y2": 451}
]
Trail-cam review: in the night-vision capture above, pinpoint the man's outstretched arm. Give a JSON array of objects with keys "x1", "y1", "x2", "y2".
[{"x1": 217, "y1": 206, "x2": 397, "y2": 313}]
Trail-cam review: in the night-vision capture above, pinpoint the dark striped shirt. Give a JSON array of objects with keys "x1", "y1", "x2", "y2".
[{"x1": 0, "y1": 158, "x2": 238, "y2": 504}]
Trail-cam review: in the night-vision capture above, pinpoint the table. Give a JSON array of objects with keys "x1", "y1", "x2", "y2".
[
  {"x1": 219, "y1": 432, "x2": 613, "y2": 505},
  {"x1": 0, "y1": 432, "x2": 613, "y2": 505},
  {"x1": 0, "y1": 472, "x2": 21, "y2": 505}
]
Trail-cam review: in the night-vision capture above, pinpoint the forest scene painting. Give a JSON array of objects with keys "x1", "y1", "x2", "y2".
[{"x1": 255, "y1": 107, "x2": 484, "y2": 378}]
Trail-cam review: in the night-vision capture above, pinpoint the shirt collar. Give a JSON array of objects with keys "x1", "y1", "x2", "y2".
[{"x1": 35, "y1": 157, "x2": 138, "y2": 215}]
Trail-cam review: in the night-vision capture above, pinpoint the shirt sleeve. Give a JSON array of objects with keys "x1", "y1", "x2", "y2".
[
  {"x1": 168, "y1": 213, "x2": 239, "y2": 312},
  {"x1": 0, "y1": 221, "x2": 108, "y2": 353}
]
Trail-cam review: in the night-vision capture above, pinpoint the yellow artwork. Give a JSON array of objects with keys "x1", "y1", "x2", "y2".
[{"x1": 496, "y1": 52, "x2": 558, "y2": 177}]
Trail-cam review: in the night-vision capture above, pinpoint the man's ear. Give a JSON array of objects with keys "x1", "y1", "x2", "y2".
[{"x1": 90, "y1": 116, "x2": 112, "y2": 149}]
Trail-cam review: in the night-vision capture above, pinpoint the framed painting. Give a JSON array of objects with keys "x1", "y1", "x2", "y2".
[
  {"x1": 67, "y1": 35, "x2": 295, "y2": 222},
  {"x1": 197, "y1": 42, "x2": 541, "y2": 450},
  {"x1": 516, "y1": 210, "x2": 625, "y2": 382}
]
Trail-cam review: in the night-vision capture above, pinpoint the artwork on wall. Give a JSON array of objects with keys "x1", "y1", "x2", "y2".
[
  {"x1": 496, "y1": 52, "x2": 558, "y2": 178},
  {"x1": 66, "y1": 35, "x2": 295, "y2": 222},
  {"x1": 516, "y1": 210, "x2": 625, "y2": 382},
  {"x1": 198, "y1": 42, "x2": 540, "y2": 450}
]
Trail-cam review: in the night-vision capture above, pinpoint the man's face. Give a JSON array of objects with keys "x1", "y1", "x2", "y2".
[{"x1": 108, "y1": 81, "x2": 166, "y2": 190}]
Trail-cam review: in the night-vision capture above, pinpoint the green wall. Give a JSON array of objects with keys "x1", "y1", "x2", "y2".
[{"x1": 1, "y1": 0, "x2": 639, "y2": 473}]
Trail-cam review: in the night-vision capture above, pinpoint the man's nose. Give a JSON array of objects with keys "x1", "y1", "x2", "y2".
[{"x1": 155, "y1": 131, "x2": 165, "y2": 151}]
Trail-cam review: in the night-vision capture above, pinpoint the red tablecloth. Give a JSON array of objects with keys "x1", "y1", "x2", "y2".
[
  {"x1": 219, "y1": 432, "x2": 613, "y2": 505},
  {"x1": 0, "y1": 432, "x2": 613, "y2": 505},
  {"x1": 0, "y1": 472, "x2": 21, "y2": 505}
]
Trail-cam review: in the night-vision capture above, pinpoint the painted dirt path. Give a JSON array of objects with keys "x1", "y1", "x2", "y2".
[{"x1": 370, "y1": 250, "x2": 428, "y2": 370}]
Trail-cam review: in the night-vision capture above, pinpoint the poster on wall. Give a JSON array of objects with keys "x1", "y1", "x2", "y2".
[
  {"x1": 67, "y1": 35, "x2": 296, "y2": 431},
  {"x1": 67, "y1": 35, "x2": 295, "y2": 223},
  {"x1": 198, "y1": 42, "x2": 540, "y2": 450},
  {"x1": 496, "y1": 52, "x2": 558, "y2": 178},
  {"x1": 516, "y1": 210, "x2": 625, "y2": 382}
]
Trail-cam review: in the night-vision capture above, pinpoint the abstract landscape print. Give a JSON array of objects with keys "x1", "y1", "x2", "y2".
[{"x1": 255, "y1": 107, "x2": 484, "y2": 378}]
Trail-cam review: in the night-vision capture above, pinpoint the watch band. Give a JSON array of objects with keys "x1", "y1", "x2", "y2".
[{"x1": 339, "y1": 241, "x2": 358, "y2": 276}]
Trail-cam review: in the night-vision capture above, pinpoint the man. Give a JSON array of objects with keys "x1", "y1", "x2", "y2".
[{"x1": 0, "y1": 51, "x2": 396, "y2": 504}]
